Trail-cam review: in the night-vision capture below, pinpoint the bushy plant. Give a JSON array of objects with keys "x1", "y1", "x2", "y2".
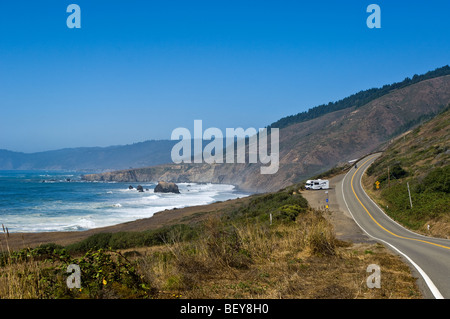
[
  {"x1": 275, "y1": 204, "x2": 307, "y2": 222},
  {"x1": 380, "y1": 169, "x2": 450, "y2": 230},
  {"x1": 416, "y1": 166, "x2": 449, "y2": 193},
  {"x1": 225, "y1": 190, "x2": 308, "y2": 223},
  {"x1": 66, "y1": 224, "x2": 199, "y2": 253},
  {"x1": 70, "y1": 249, "x2": 151, "y2": 298},
  {"x1": 0, "y1": 245, "x2": 153, "y2": 299}
]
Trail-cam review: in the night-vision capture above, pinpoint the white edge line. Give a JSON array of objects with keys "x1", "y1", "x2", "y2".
[{"x1": 341, "y1": 161, "x2": 445, "y2": 299}]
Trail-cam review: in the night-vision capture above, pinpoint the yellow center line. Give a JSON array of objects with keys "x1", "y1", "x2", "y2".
[{"x1": 351, "y1": 156, "x2": 450, "y2": 250}]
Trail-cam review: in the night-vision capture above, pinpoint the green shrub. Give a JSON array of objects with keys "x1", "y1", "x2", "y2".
[
  {"x1": 66, "y1": 224, "x2": 199, "y2": 253},
  {"x1": 1, "y1": 245, "x2": 153, "y2": 299},
  {"x1": 416, "y1": 166, "x2": 450, "y2": 193},
  {"x1": 275, "y1": 204, "x2": 307, "y2": 222},
  {"x1": 225, "y1": 191, "x2": 308, "y2": 223},
  {"x1": 70, "y1": 249, "x2": 150, "y2": 298},
  {"x1": 65, "y1": 233, "x2": 112, "y2": 252},
  {"x1": 380, "y1": 169, "x2": 450, "y2": 230}
]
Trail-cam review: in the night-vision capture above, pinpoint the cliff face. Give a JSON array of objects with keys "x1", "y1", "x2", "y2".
[
  {"x1": 83, "y1": 163, "x2": 259, "y2": 190},
  {"x1": 83, "y1": 76, "x2": 450, "y2": 193}
]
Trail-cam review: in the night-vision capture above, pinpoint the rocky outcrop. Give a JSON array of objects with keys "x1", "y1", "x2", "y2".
[{"x1": 154, "y1": 181, "x2": 180, "y2": 194}]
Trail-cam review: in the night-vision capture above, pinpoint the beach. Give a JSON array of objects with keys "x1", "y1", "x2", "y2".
[
  {"x1": 4, "y1": 196, "x2": 252, "y2": 251},
  {"x1": 0, "y1": 171, "x2": 250, "y2": 251}
]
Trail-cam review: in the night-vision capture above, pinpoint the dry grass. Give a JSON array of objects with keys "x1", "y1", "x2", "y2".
[
  {"x1": 0, "y1": 258, "x2": 47, "y2": 298},
  {"x1": 129, "y1": 210, "x2": 422, "y2": 299},
  {"x1": 0, "y1": 208, "x2": 422, "y2": 299},
  {"x1": 0, "y1": 228, "x2": 49, "y2": 298}
]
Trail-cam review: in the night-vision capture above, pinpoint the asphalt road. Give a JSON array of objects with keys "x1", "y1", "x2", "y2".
[{"x1": 339, "y1": 153, "x2": 450, "y2": 299}]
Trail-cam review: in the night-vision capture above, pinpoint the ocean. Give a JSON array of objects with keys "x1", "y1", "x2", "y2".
[{"x1": 0, "y1": 170, "x2": 249, "y2": 233}]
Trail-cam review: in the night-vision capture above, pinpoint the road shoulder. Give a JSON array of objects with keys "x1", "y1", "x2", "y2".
[{"x1": 301, "y1": 174, "x2": 376, "y2": 244}]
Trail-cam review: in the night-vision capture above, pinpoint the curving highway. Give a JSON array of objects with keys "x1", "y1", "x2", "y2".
[{"x1": 339, "y1": 153, "x2": 450, "y2": 299}]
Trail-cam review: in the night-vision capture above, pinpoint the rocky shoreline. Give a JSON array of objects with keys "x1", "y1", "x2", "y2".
[{"x1": 4, "y1": 196, "x2": 252, "y2": 252}]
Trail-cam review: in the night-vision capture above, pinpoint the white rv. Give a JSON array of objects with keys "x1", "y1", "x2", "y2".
[{"x1": 305, "y1": 179, "x2": 329, "y2": 190}]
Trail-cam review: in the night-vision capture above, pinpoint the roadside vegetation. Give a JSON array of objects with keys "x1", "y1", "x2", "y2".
[
  {"x1": 0, "y1": 185, "x2": 421, "y2": 299},
  {"x1": 363, "y1": 105, "x2": 450, "y2": 238}
]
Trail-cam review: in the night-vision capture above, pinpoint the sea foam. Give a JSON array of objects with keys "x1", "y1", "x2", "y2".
[{"x1": 0, "y1": 171, "x2": 249, "y2": 233}]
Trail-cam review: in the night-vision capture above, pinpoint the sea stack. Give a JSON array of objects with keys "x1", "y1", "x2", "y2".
[{"x1": 154, "y1": 181, "x2": 180, "y2": 194}]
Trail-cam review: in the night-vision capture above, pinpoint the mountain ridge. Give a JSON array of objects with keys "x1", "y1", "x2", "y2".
[
  {"x1": 2, "y1": 67, "x2": 450, "y2": 194},
  {"x1": 268, "y1": 65, "x2": 450, "y2": 130},
  {"x1": 0, "y1": 140, "x2": 177, "y2": 171},
  {"x1": 82, "y1": 73, "x2": 450, "y2": 192}
]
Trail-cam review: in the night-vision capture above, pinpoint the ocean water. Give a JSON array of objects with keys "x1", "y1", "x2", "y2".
[{"x1": 0, "y1": 170, "x2": 249, "y2": 233}]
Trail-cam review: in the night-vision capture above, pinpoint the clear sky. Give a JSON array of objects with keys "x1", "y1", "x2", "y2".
[{"x1": 0, "y1": 1, "x2": 449, "y2": 152}]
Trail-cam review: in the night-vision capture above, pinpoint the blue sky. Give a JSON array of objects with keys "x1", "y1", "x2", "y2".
[{"x1": 0, "y1": 1, "x2": 449, "y2": 152}]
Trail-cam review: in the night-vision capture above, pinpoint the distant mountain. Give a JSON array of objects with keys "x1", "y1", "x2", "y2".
[
  {"x1": 0, "y1": 140, "x2": 177, "y2": 171},
  {"x1": 83, "y1": 68, "x2": 450, "y2": 192}
]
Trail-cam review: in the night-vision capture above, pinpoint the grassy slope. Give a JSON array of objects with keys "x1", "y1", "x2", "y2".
[
  {"x1": 0, "y1": 185, "x2": 422, "y2": 299},
  {"x1": 363, "y1": 105, "x2": 450, "y2": 238}
]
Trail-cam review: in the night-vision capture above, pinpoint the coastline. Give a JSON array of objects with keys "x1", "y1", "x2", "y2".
[
  {"x1": 0, "y1": 170, "x2": 252, "y2": 249},
  {"x1": 3, "y1": 175, "x2": 364, "y2": 252},
  {"x1": 4, "y1": 196, "x2": 252, "y2": 252},
  {"x1": 2, "y1": 174, "x2": 368, "y2": 252}
]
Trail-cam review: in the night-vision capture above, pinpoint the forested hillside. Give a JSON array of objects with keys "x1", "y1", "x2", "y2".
[{"x1": 269, "y1": 65, "x2": 450, "y2": 130}]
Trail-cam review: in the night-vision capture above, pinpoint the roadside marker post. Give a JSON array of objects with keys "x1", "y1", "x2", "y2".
[{"x1": 407, "y1": 182, "x2": 413, "y2": 208}]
